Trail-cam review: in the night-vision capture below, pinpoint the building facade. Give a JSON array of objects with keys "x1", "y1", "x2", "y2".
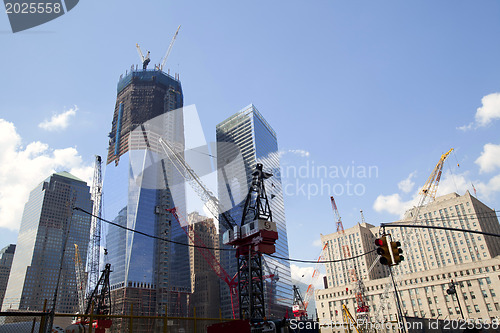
[
  {"x1": 216, "y1": 104, "x2": 293, "y2": 319},
  {"x1": 315, "y1": 191, "x2": 500, "y2": 331},
  {"x1": 2, "y1": 172, "x2": 92, "y2": 313},
  {"x1": 187, "y1": 212, "x2": 221, "y2": 330},
  {"x1": 0, "y1": 244, "x2": 16, "y2": 309},
  {"x1": 103, "y1": 69, "x2": 189, "y2": 319}
]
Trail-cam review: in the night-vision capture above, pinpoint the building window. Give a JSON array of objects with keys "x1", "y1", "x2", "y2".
[
  {"x1": 466, "y1": 306, "x2": 472, "y2": 314},
  {"x1": 487, "y1": 303, "x2": 492, "y2": 311},
  {"x1": 471, "y1": 292, "x2": 476, "y2": 300},
  {"x1": 474, "y1": 305, "x2": 480, "y2": 313}
]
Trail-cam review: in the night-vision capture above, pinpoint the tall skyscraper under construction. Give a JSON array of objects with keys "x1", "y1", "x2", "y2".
[
  {"x1": 103, "y1": 67, "x2": 189, "y2": 319},
  {"x1": 216, "y1": 104, "x2": 293, "y2": 318},
  {"x1": 2, "y1": 172, "x2": 92, "y2": 313}
]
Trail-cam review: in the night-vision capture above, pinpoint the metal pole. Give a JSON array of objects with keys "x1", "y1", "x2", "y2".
[
  {"x1": 452, "y1": 281, "x2": 465, "y2": 320},
  {"x1": 249, "y1": 248, "x2": 252, "y2": 319},
  {"x1": 389, "y1": 267, "x2": 406, "y2": 333}
]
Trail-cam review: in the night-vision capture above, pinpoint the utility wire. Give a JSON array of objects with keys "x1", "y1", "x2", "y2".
[
  {"x1": 74, "y1": 206, "x2": 377, "y2": 263},
  {"x1": 73, "y1": 207, "x2": 235, "y2": 252},
  {"x1": 264, "y1": 250, "x2": 376, "y2": 264},
  {"x1": 74, "y1": 207, "x2": 500, "y2": 262},
  {"x1": 381, "y1": 223, "x2": 500, "y2": 238}
]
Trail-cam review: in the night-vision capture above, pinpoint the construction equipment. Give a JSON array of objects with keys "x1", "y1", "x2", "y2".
[
  {"x1": 418, "y1": 148, "x2": 454, "y2": 205},
  {"x1": 342, "y1": 304, "x2": 362, "y2": 333},
  {"x1": 87, "y1": 155, "x2": 103, "y2": 298},
  {"x1": 158, "y1": 137, "x2": 237, "y2": 232},
  {"x1": 160, "y1": 25, "x2": 181, "y2": 71},
  {"x1": 292, "y1": 285, "x2": 307, "y2": 320},
  {"x1": 299, "y1": 242, "x2": 327, "y2": 319},
  {"x1": 331, "y1": 196, "x2": 344, "y2": 233},
  {"x1": 68, "y1": 264, "x2": 113, "y2": 333},
  {"x1": 224, "y1": 164, "x2": 279, "y2": 320},
  {"x1": 74, "y1": 244, "x2": 86, "y2": 314},
  {"x1": 158, "y1": 136, "x2": 279, "y2": 321},
  {"x1": 135, "y1": 43, "x2": 151, "y2": 70},
  {"x1": 167, "y1": 207, "x2": 239, "y2": 319}
]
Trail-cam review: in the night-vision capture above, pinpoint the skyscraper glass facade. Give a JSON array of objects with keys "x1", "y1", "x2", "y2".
[
  {"x1": 2, "y1": 172, "x2": 92, "y2": 313},
  {"x1": 216, "y1": 104, "x2": 293, "y2": 319},
  {"x1": 103, "y1": 69, "x2": 189, "y2": 317}
]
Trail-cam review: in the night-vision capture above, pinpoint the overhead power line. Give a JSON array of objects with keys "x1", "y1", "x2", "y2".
[{"x1": 381, "y1": 223, "x2": 500, "y2": 238}]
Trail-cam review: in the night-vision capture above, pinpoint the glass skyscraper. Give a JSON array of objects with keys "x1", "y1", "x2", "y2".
[
  {"x1": 216, "y1": 104, "x2": 293, "y2": 319},
  {"x1": 103, "y1": 69, "x2": 189, "y2": 319},
  {"x1": 1, "y1": 172, "x2": 92, "y2": 313}
]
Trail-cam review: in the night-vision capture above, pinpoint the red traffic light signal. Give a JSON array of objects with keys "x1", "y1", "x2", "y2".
[{"x1": 375, "y1": 236, "x2": 392, "y2": 266}]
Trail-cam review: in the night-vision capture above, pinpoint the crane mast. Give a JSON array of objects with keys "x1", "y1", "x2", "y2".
[
  {"x1": 87, "y1": 155, "x2": 103, "y2": 298},
  {"x1": 418, "y1": 148, "x2": 454, "y2": 205}
]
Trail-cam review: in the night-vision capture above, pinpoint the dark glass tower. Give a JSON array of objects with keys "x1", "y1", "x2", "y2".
[
  {"x1": 2, "y1": 172, "x2": 92, "y2": 313},
  {"x1": 103, "y1": 69, "x2": 189, "y2": 320},
  {"x1": 216, "y1": 104, "x2": 293, "y2": 319}
]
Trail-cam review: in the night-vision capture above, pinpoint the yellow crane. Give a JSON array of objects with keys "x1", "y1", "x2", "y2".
[
  {"x1": 74, "y1": 244, "x2": 86, "y2": 314},
  {"x1": 418, "y1": 148, "x2": 454, "y2": 204}
]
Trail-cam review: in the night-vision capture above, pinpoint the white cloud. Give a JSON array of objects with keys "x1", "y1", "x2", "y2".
[
  {"x1": 475, "y1": 143, "x2": 500, "y2": 174},
  {"x1": 373, "y1": 193, "x2": 418, "y2": 217},
  {"x1": 475, "y1": 174, "x2": 500, "y2": 199},
  {"x1": 290, "y1": 264, "x2": 324, "y2": 290},
  {"x1": 475, "y1": 93, "x2": 500, "y2": 127},
  {"x1": 288, "y1": 149, "x2": 310, "y2": 157},
  {"x1": 38, "y1": 106, "x2": 77, "y2": 131},
  {"x1": 457, "y1": 122, "x2": 473, "y2": 132},
  {"x1": 458, "y1": 93, "x2": 500, "y2": 130},
  {"x1": 0, "y1": 119, "x2": 92, "y2": 231},
  {"x1": 397, "y1": 171, "x2": 416, "y2": 193}
]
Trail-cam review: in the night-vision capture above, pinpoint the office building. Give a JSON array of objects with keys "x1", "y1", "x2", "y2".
[
  {"x1": 216, "y1": 104, "x2": 293, "y2": 319},
  {"x1": 187, "y1": 212, "x2": 220, "y2": 330},
  {"x1": 103, "y1": 68, "x2": 189, "y2": 319},
  {"x1": 2, "y1": 172, "x2": 92, "y2": 313},
  {"x1": 0, "y1": 244, "x2": 16, "y2": 308},
  {"x1": 316, "y1": 191, "x2": 500, "y2": 331}
]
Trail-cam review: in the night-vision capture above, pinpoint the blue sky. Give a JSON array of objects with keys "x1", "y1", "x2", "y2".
[{"x1": 1, "y1": 1, "x2": 500, "y2": 283}]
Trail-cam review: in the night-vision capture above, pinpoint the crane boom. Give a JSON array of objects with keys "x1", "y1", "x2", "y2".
[
  {"x1": 160, "y1": 25, "x2": 181, "y2": 71},
  {"x1": 136, "y1": 43, "x2": 145, "y2": 62},
  {"x1": 303, "y1": 242, "x2": 327, "y2": 311},
  {"x1": 158, "y1": 137, "x2": 237, "y2": 231},
  {"x1": 418, "y1": 148, "x2": 454, "y2": 203},
  {"x1": 74, "y1": 244, "x2": 86, "y2": 314},
  {"x1": 331, "y1": 196, "x2": 344, "y2": 233}
]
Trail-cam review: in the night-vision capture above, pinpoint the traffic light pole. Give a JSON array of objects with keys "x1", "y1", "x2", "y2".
[
  {"x1": 449, "y1": 280, "x2": 465, "y2": 320},
  {"x1": 389, "y1": 266, "x2": 407, "y2": 333}
]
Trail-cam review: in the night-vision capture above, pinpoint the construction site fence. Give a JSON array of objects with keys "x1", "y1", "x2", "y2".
[
  {"x1": 0, "y1": 311, "x2": 51, "y2": 333},
  {"x1": 0, "y1": 310, "x2": 235, "y2": 333}
]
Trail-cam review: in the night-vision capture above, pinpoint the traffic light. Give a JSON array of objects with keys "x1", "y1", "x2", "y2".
[
  {"x1": 447, "y1": 281, "x2": 457, "y2": 295},
  {"x1": 390, "y1": 241, "x2": 404, "y2": 265},
  {"x1": 375, "y1": 236, "x2": 392, "y2": 266}
]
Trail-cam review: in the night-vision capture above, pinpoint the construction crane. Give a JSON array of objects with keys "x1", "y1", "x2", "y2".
[
  {"x1": 292, "y1": 285, "x2": 307, "y2": 320},
  {"x1": 262, "y1": 257, "x2": 279, "y2": 317},
  {"x1": 342, "y1": 304, "x2": 362, "y2": 333},
  {"x1": 74, "y1": 244, "x2": 86, "y2": 314},
  {"x1": 375, "y1": 149, "x2": 454, "y2": 325},
  {"x1": 224, "y1": 163, "x2": 279, "y2": 320},
  {"x1": 158, "y1": 136, "x2": 279, "y2": 321},
  {"x1": 135, "y1": 43, "x2": 151, "y2": 70},
  {"x1": 418, "y1": 148, "x2": 454, "y2": 205},
  {"x1": 331, "y1": 196, "x2": 344, "y2": 233},
  {"x1": 167, "y1": 207, "x2": 239, "y2": 319},
  {"x1": 158, "y1": 137, "x2": 237, "y2": 232},
  {"x1": 87, "y1": 155, "x2": 103, "y2": 298},
  {"x1": 295, "y1": 241, "x2": 327, "y2": 319},
  {"x1": 160, "y1": 25, "x2": 181, "y2": 71}
]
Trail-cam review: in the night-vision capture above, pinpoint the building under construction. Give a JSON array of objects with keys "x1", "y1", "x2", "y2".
[{"x1": 103, "y1": 65, "x2": 190, "y2": 331}]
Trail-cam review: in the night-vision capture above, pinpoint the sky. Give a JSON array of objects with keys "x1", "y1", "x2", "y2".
[{"x1": 1, "y1": 0, "x2": 500, "y2": 287}]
